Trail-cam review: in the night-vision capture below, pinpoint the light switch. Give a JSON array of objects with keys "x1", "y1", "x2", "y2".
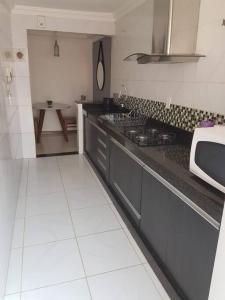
[{"x1": 37, "y1": 16, "x2": 46, "y2": 28}]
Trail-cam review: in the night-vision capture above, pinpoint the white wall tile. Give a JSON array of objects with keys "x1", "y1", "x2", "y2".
[
  {"x1": 0, "y1": 2, "x2": 23, "y2": 298},
  {"x1": 111, "y1": 0, "x2": 225, "y2": 114},
  {"x1": 21, "y1": 133, "x2": 36, "y2": 158},
  {"x1": 15, "y1": 77, "x2": 32, "y2": 106},
  {"x1": 18, "y1": 106, "x2": 34, "y2": 133}
]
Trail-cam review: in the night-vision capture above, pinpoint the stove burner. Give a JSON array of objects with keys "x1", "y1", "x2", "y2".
[
  {"x1": 123, "y1": 126, "x2": 177, "y2": 147},
  {"x1": 127, "y1": 129, "x2": 138, "y2": 135},
  {"x1": 136, "y1": 135, "x2": 149, "y2": 146},
  {"x1": 126, "y1": 129, "x2": 139, "y2": 141},
  {"x1": 146, "y1": 128, "x2": 160, "y2": 135},
  {"x1": 137, "y1": 134, "x2": 148, "y2": 140},
  {"x1": 159, "y1": 133, "x2": 176, "y2": 142}
]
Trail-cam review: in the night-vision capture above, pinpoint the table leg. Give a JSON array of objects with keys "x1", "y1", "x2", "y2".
[
  {"x1": 56, "y1": 109, "x2": 68, "y2": 142},
  {"x1": 37, "y1": 109, "x2": 45, "y2": 143}
]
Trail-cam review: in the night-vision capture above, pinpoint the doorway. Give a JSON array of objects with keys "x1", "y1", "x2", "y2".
[{"x1": 27, "y1": 30, "x2": 95, "y2": 157}]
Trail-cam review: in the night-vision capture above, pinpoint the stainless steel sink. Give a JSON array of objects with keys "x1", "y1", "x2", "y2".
[{"x1": 99, "y1": 113, "x2": 147, "y2": 127}]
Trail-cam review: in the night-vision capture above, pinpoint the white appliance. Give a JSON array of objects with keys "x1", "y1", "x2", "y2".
[{"x1": 190, "y1": 125, "x2": 225, "y2": 193}]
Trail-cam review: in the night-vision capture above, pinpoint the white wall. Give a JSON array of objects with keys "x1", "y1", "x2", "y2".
[
  {"x1": 0, "y1": 2, "x2": 23, "y2": 299},
  {"x1": 111, "y1": 0, "x2": 225, "y2": 115},
  {"x1": 28, "y1": 32, "x2": 93, "y2": 132},
  {"x1": 11, "y1": 6, "x2": 115, "y2": 158}
]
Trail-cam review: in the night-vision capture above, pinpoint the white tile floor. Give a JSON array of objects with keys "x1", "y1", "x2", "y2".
[
  {"x1": 36, "y1": 132, "x2": 77, "y2": 156},
  {"x1": 5, "y1": 155, "x2": 170, "y2": 300}
]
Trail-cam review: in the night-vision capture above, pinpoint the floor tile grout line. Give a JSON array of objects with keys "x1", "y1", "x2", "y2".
[
  {"x1": 81, "y1": 157, "x2": 145, "y2": 254},
  {"x1": 13, "y1": 156, "x2": 164, "y2": 299},
  {"x1": 85, "y1": 166, "x2": 146, "y2": 265},
  {"x1": 24, "y1": 210, "x2": 71, "y2": 219},
  {"x1": 25, "y1": 190, "x2": 67, "y2": 199},
  {"x1": 72, "y1": 157, "x2": 155, "y2": 296},
  {"x1": 23, "y1": 201, "x2": 113, "y2": 220},
  {"x1": 21, "y1": 237, "x2": 76, "y2": 249},
  {"x1": 13, "y1": 228, "x2": 124, "y2": 250},
  {"x1": 56, "y1": 156, "x2": 94, "y2": 300},
  {"x1": 74, "y1": 227, "x2": 122, "y2": 240},
  {"x1": 20, "y1": 277, "x2": 86, "y2": 295},
  {"x1": 19, "y1": 159, "x2": 30, "y2": 300},
  {"x1": 10, "y1": 264, "x2": 150, "y2": 297},
  {"x1": 86, "y1": 262, "x2": 148, "y2": 279},
  {"x1": 69, "y1": 202, "x2": 113, "y2": 212},
  {"x1": 82, "y1": 157, "x2": 113, "y2": 205},
  {"x1": 4, "y1": 161, "x2": 27, "y2": 297},
  {"x1": 108, "y1": 204, "x2": 145, "y2": 264},
  {"x1": 10, "y1": 263, "x2": 147, "y2": 296},
  {"x1": 84, "y1": 157, "x2": 166, "y2": 299}
]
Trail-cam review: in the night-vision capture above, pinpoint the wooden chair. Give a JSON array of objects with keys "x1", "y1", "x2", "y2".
[
  {"x1": 64, "y1": 117, "x2": 77, "y2": 132},
  {"x1": 33, "y1": 117, "x2": 39, "y2": 142}
]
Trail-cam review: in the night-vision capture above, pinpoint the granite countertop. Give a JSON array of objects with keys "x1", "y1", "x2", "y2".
[
  {"x1": 83, "y1": 105, "x2": 225, "y2": 225},
  {"x1": 75, "y1": 100, "x2": 102, "y2": 105}
]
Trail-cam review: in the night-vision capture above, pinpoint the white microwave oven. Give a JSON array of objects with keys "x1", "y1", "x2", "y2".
[{"x1": 190, "y1": 125, "x2": 225, "y2": 193}]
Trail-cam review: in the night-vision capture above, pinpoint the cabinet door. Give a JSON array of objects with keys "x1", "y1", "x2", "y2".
[
  {"x1": 141, "y1": 167, "x2": 219, "y2": 300},
  {"x1": 109, "y1": 139, "x2": 142, "y2": 223},
  {"x1": 167, "y1": 204, "x2": 219, "y2": 300},
  {"x1": 95, "y1": 127, "x2": 109, "y2": 181}
]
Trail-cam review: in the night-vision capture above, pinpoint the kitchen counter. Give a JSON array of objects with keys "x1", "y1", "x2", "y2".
[{"x1": 83, "y1": 106, "x2": 224, "y2": 225}]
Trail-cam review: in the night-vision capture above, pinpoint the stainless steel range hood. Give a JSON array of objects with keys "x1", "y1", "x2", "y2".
[{"x1": 124, "y1": 0, "x2": 205, "y2": 64}]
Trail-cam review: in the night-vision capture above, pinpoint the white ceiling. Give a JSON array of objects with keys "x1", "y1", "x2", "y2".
[{"x1": 6, "y1": 0, "x2": 136, "y2": 13}]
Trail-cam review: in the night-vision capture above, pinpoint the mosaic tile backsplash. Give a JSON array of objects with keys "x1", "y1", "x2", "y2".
[{"x1": 114, "y1": 95, "x2": 225, "y2": 132}]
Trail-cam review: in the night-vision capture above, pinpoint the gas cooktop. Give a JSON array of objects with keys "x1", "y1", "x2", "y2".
[{"x1": 123, "y1": 126, "x2": 177, "y2": 147}]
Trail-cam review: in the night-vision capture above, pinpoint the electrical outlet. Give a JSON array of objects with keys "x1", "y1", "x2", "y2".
[{"x1": 166, "y1": 97, "x2": 172, "y2": 109}]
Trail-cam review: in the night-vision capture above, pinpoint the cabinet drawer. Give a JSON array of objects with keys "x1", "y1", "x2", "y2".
[
  {"x1": 97, "y1": 147, "x2": 107, "y2": 161},
  {"x1": 97, "y1": 136, "x2": 108, "y2": 150},
  {"x1": 97, "y1": 128, "x2": 107, "y2": 144},
  {"x1": 96, "y1": 154, "x2": 109, "y2": 180},
  {"x1": 109, "y1": 138, "x2": 142, "y2": 223}
]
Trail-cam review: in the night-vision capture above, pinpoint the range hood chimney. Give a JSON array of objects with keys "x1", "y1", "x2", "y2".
[{"x1": 124, "y1": 0, "x2": 205, "y2": 64}]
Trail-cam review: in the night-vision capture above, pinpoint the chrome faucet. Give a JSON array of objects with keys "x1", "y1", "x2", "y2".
[{"x1": 118, "y1": 84, "x2": 128, "y2": 101}]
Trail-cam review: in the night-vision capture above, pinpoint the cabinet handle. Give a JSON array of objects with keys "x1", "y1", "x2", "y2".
[
  {"x1": 97, "y1": 138, "x2": 107, "y2": 149},
  {"x1": 113, "y1": 182, "x2": 141, "y2": 221},
  {"x1": 110, "y1": 138, "x2": 143, "y2": 167},
  {"x1": 88, "y1": 119, "x2": 107, "y2": 136},
  {"x1": 143, "y1": 165, "x2": 220, "y2": 230},
  {"x1": 97, "y1": 148, "x2": 107, "y2": 160},
  {"x1": 97, "y1": 158, "x2": 107, "y2": 171}
]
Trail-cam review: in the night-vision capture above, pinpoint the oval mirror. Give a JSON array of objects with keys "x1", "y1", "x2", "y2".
[
  {"x1": 96, "y1": 41, "x2": 105, "y2": 91},
  {"x1": 97, "y1": 61, "x2": 104, "y2": 90}
]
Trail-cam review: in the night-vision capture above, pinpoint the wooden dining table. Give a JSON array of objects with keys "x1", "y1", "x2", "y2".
[{"x1": 33, "y1": 102, "x2": 71, "y2": 143}]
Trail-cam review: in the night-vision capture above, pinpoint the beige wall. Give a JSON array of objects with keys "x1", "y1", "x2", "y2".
[
  {"x1": 111, "y1": 0, "x2": 225, "y2": 115},
  {"x1": 28, "y1": 32, "x2": 93, "y2": 131},
  {"x1": 11, "y1": 7, "x2": 114, "y2": 157}
]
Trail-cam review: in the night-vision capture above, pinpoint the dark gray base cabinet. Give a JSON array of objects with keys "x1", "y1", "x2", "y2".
[
  {"x1": 140, "y1": 167, "x2": 219, "y2": 300},
  {"x1": 84, "y1": 116, "x2": 109, "y2": 181},
  {"x1": 84, "y1": 116, "x2": 219, "y2": 300},
  {"x1": 109, "y1": 138, "x2": 142, "y2": 224}
]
